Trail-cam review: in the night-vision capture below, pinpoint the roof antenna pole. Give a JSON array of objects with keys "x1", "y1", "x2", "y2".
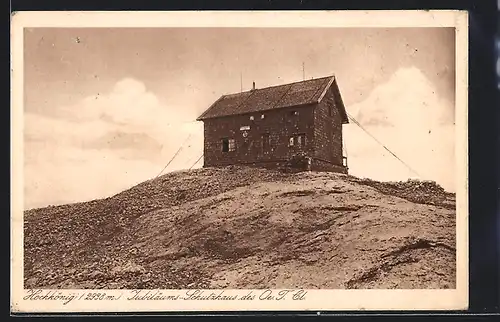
[
  {"x1": 302, "y1": 62, "x2": 305, "y2": 81},
  {"x1": 240, "y1": 72, "x2": 243, "y2": 93}
]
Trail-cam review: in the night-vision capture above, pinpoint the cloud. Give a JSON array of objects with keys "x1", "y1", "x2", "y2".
[
  {"x1": 24, "y1": 78, "x2": 204, "y2": 209},
  {"x1": 344, "y1": 67, "x2": 455, "y2": 192}
]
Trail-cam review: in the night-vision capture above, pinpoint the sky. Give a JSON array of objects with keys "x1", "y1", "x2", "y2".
[{"x1": 23, "y1": 27, "x2": 456, "y2": 209}]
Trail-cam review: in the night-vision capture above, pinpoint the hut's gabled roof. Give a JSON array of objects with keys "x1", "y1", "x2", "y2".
[{"x1": 196, "y1": 75, "x2": 349, "y2": 124}]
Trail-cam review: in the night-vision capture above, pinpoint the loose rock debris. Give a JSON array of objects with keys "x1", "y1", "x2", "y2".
[{"x1": 24, "y1": 166, "x2": 456, "y2": 289}]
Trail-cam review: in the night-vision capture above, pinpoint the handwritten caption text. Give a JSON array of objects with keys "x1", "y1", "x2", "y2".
[{"x1": 23, "y1": 289, "x2": 308, "y2": 306}]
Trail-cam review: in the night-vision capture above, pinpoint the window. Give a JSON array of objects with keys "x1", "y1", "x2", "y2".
[
  {"x1": 250, "y1": 116, "x2": 254, "y2": 121},
  {"x1": 261, "y1": 114, "x2": 265, "y2": 119},
  {"x1": 222, "y1": 138, "x2": 236, "y2": 152},
  {"x1": 289, "y1": 134, "x2": 306, "y2": 148},
  {"x1": 297, "y1": 134, "x2": 306, "y2": 146},
  {"x1": 228, "y1": 139, "x2": 236, "y2": 152},
  {"x1": 262, "y1": 133, "x2": 271, "y2": 152}
]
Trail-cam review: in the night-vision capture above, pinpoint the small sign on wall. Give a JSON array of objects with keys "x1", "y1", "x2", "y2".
[{"x1": 240, "y1": 125, "x2": 250, "y2": 131}]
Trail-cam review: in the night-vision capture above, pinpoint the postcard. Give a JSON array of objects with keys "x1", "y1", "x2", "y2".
[{"x1": 11, "y1": 10, "x2": 469, "y2": 313}]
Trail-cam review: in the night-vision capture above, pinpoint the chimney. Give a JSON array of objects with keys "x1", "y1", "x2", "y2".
[{"x1": 252, "y1": 81, "x2": 256, "y2": 90}]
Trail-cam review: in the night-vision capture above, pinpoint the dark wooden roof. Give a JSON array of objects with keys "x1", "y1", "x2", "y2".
[{"x1": 196, "y1": 75, "x2": 349, "y2": 124}]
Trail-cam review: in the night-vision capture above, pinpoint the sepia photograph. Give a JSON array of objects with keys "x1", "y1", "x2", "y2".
[{"x1": 11, "y1": 10, "x2": 469, "y2": 312}]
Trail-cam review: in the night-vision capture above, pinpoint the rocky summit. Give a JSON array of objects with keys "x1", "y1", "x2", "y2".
[{"x1": 24, "y1": 166, "x2": 456, "y2": 289}]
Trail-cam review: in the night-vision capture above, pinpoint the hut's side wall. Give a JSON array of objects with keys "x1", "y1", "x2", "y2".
[{"x1": 313, "y1": 87, "x2": 344, "y2": 167}]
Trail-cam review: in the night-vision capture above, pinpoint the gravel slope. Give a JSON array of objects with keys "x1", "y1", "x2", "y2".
[{"x1": 24, "y1": 166, "x2": 456, "y2": 289}]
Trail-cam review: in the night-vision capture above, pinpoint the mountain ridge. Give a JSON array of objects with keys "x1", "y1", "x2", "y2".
[{"x1": 24, "y1": 166, "x2": 456, "y2": 289}]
